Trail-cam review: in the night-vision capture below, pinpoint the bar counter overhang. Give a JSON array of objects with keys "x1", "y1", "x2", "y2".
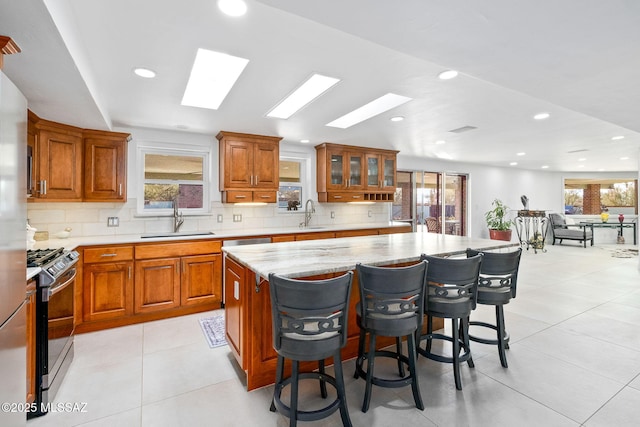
[{"x1": 222, "y1": 232, "x2": 519, "y2": 390}]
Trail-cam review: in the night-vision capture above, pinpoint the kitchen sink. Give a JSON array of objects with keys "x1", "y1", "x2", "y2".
[{"x1": 140, "y1": 231, "x2": 215, "y2": 239}]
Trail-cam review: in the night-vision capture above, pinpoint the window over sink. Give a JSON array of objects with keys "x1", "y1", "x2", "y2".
[{"x1": 136, "y1": 142, "x2": 211, "y2": 215}]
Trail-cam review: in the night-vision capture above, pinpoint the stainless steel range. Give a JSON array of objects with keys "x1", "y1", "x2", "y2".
[{"x1": 27, "y1": 248, "x2": 79, "y2": 418}]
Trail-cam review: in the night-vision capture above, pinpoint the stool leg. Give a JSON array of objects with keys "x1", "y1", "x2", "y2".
[
  {"x1": 452, "y1": 318, "x2": 463, "y2": 390},
  {"x1": 396, "y1": 337, "x2": 406, "y2": 377},
  {"x1": 333, "y1": 351, "x2": 353, "y2": 427},
  {"x1": 461, "y1": 316, "x2": 474, "y2": 369},
  {"x1": 362, "y1": 332, "x2": 377, "y2": 413},
  {"x1": 406, "y1": 333, "x2": 424, "y2": 410},
  {"x1": 354, "y1": 328, "x2": 366, "y2": 379},
  {"x1": 290, "y1": 360, "x2": 299, "y2": 427},
  {"x1": 318, "y1": 359, "x2": 328, "y2": 398},
  {"x1": 496, "y1": 305, "x2": 508, "y2": 368},
  {"x1": 426, "y1": 315, "x2": 433, "y2": 354},
  {"x1": 270, "y1": 355, "x2": 284, "y2": 412}
]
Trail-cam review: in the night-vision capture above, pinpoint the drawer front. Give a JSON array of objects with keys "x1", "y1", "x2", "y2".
[
  {"x1": 135, "y1": 240, "x2": 222, "y2": 259},
  {"x1": 225, "y1": 190, "x2": 253, "y2": 202},
  {"x1": 84, "y1": 246, "x2": 134, "y2": 263},
  {"x1": 252, "y1": 191, "x2": 276, "y2": 203},
  {"x1": 326, "y1": 192, "x2": 366, "y2": 202}
]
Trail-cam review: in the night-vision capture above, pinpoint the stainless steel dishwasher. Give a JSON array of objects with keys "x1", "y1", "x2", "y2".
[{"x1": 222, "y1": 237, "x2": 271, "y2": 305}]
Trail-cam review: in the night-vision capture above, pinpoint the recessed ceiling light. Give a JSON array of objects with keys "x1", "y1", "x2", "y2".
[
  {"x1": 326, "y1": 93, "x2": 412, "y2": 129},
  {"x1": 578, "y1": 158, "x2": 586, "y2": 161},
  {"x1": 181, "y1": 48, "x2": 249, "y2": 110},
  {"x1": 533, "y1": 112, "x2": 550, "y2": 120},
  {"x1": 541, "y1": 165, "x2": 549, "y2": 169},
  {"x1": 133, "y1": 67, "x2": 156, "y2": 78},
  {"x1": 509, "y1": 162, "x2": 518, "y2": 166},
  {"x1": 390, "y1": 116, "x2": 404, "y2": 122},
  {"x1": 611, "y1": 135, "x2": 625, "y2": 140},
  {"x1": 300, "y1": 139, "x2": 310, "y2": 143},
  {"x1": 267, "y1": 74, "x2": 340, "y2": 119},
  {"x1": 620, "y1": 157, "x2": 630, "y2": 160},
  {"x1": 435, "y1": 140, "x2": 446, "y2": 145},
  {"x1": 598, "y1": 168, "x2": 605, "y2": 171},
  {"x1": 218, "y1": 0, "x2": 247, "y2": 17},
  {"x1": 578, "y1": 165, "x2": 585, "y2": 168},
  {"x1": 517, "y1": 152, "x2": 526, "y2": 156},
  {"x1": 438, "y1": 70, "x2": 458, "y2": 80}
]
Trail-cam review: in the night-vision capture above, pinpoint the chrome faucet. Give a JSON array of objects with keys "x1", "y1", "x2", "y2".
[
  {"x1": 173, "y1": 199, "x2": 184, "y2": 232},
  {"x1": 300, "y1": 199, "x2": 315, "y2": 228}
]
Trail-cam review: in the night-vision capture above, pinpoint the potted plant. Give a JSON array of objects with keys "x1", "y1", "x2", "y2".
[{"x1": 485, "y1": 198, "x2": 514, "y2": 241}]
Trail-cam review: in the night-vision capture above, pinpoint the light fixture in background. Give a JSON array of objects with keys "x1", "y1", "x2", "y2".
[
  {"x1": 390, "y1": 116, "x2": 404, "y2": 122},
  {"x1": 533, "y1": 112, "x2": 550, "y2": 120},
  {"x1": 300, "y1": 139, "x2": 310, "y2": 143},
  {"x1": 218, "y1": 0, "x2": 247, "y2": 16},
  {"x1": 435, "y1": 140, "x2": 446, "y2": 145},
  {"x1": 611, "y1": 135, "x2": 625, "y2": 140},
  {"x1": 134, "y1": 67, "x2": 156, "y2": 78},
  {"x1": 578, "y1": 158, "x2": 586, "y2": 161},
  {"x1": 181, "y1": 49, "x2": 249, "y2": 110},
  {"x1": 620, "y1": 157, "x2": 630, "y2": 160},
  {"x1": 509, "y1": 162, "x2": 518, "y2": 166},
  {"x1": 438, "y1": 70, "x2": 458, "y2": 80},
  {"x1": 267, "y1": 74, "x2": 340, "y2": 119},
  {"x1": 516, "y1": 152, "x2": 526, "y2": 156},
  {"x1": 541, "y1": 165, "x2": 549, "y2": 169},
  {"x1": 326, "y1": 93, "x2": 412, "y2": 129}
]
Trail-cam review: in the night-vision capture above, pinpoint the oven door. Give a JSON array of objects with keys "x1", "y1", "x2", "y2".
[{"x1": 44, "y1": 267, "x2": 76, "y2": 392}]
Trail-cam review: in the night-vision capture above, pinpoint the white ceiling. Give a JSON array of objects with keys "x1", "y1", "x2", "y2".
[{"x1": 2, "y1": 0, "x2": 639, "y2": 172}]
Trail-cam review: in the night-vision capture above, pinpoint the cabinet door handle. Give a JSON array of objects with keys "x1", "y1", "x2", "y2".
[
  {"x1": 100, "y1": 253, "x2": 117, "y2": 257},
  {"x1": 250, "y1": 175, "x2": 253, "y2": 186},
  {"x1": 259, "y1": 195, "x2": 270, "y2": 199},
  {"x1": 235, "y1": 195, "x2": 247, "y2": 199},
  {"x1": 40, "y1": 180, "x2": 47, "y2": 195},
  {"x1": 119, "y1": 183, "x2": 122, "y2": 196},
  {"x1": 128, "y1": 266, "x2": 132, "y2": 279},
  {"x1": 333, "y1": 195, "x2": 342, "y2": 199},
  {"x1": 255, "y1": 175, "x2": 259, "y2": 185},
  {"x1": 352, "y1": 195, "x2": 361, "y2": 199}
]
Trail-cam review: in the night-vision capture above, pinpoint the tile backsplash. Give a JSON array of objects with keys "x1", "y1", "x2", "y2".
[{"x1": 27, "y1": 199, "x2": 392, "y2": 238}]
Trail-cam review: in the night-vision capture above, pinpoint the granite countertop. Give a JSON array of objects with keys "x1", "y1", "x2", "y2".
[
  {"x1": 222, "y1": 232, "x2": 519, "y2": 280},
  {"x1": 31, "y1": 221, "x2": 410, "y2": 251}
]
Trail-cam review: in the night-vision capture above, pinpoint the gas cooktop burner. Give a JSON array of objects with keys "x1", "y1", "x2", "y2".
[{"x1": 27, "y1": 248, "x2": 65, "y2": 267}]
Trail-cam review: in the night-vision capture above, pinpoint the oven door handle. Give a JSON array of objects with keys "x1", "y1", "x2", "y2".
[{"x1": 48, "y1": 268, "x2": 77, "y2": 298}]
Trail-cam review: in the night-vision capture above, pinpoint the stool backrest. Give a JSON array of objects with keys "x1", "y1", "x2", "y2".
[
  {"x1": 269, "y1": 272, "x2": 353, "y2": 358},
  {"x1": 356, "y1": 261, "x2": 428, "y2": 335},
  {"x1": 466, "y1": 248, "x2": 522, "y2": 298},
  {"x1": 420, "y1": 254, "x2": 483, "y2": 316}
]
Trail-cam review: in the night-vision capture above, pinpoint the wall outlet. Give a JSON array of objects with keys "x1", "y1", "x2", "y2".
[
  {"x1": 107, "y1": 217, "x2": 119, "y2": 227},
  {"x1": 330, "y1": 211, "x2": 335, "y2": 219},
  {"x1": 368, "y1": 210, "x2": 372, "y2": 218},
  {"x1": 217, "y1": 214, "x2": 223, "y2": 223},
  {"x1": 233, "y1": 214, "x2": 242, "y2": 222}
]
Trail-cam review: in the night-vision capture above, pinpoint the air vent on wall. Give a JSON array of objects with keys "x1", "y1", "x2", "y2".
[{"x1": 448, "y1": 125, "x2": 477, "y2": 134}]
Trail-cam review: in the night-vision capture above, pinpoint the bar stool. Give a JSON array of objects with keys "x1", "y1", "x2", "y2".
[
  {"x1": 466, "y1": 248, "x2": 522, "y2": 368},
  {"x1": 353, "y1": 261, "x2": 428, "y2": 412},
  {"x1": 417, "y1": 254, "x2": 483, "y2": 390},
  {"x1": 268, "y1": 272, "x2": 353, "y2": 427}
]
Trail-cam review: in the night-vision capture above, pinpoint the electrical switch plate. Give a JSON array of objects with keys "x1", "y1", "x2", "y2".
[
  {"x1": 233, "y1": 214, "x2": 242, "y2": 222},
  {"x1": 368, "y1": 210, "x2": 372, "y2": 218},
  {"x1": 331, "y1": 211, "x2": 335, "y2": 219},
  {"x1": 217, "y1": 214, "x2": 223, "y2": 223},
  {"x1": 107, "y1": 217, "x2": 119, "y2": 227}
]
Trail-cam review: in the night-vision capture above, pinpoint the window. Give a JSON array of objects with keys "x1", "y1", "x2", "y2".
[
  {"x1": 564, "y1": 178, "x2": 638, "y2": 215},
  {"x1": 137, "y1": 143, "x2": 211, "y2": 215},
  {"x1": 278, "y1": 156, "x2": 309, "y2": 211}
]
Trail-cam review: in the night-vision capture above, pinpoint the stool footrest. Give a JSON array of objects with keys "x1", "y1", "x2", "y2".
[
  {"x1": 355, "y1": 350, "x2": 415, "y2": 389},
  {"x1": 417, "y1": 333, "x2": 472, "y2": 364},
  {"x1": 272, "y1": 372, "x2": 341, "y2": 422},
  {"x1": 469, "y1": 321, "x2": 510, "y2": 346}
]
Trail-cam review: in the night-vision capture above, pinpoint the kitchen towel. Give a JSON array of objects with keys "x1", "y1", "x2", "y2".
[{"x1": 199, "y1": 315, "x2": 228, "y2": 348}]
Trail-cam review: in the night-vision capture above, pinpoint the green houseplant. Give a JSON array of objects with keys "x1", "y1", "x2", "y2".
[{"x1": 485, "y1": 198, "x2": 514, "y2": 241}]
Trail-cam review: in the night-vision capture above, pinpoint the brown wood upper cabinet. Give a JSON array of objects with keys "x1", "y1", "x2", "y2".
[
  {"x1": 217, "y1": 131, "x2": 282, "y2": 203},
  {"x1": 315, "y1": 143, "x2": 399, "y2": 202},
  {"x1": 84, "y1": 129, "x2": 130, "y2": 201},
  {"x1": 28, "y1": 110, "x2": 130, "y2": 202}
]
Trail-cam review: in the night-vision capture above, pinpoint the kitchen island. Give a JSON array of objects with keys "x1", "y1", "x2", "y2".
[{"x1": 222, "y1": 232, "x2": 518, "y2": 390}]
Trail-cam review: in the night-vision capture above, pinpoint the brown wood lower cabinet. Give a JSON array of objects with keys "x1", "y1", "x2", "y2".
[
  {"x1": 181, "y1": 254, "x2": 222, "y2": 306},
  {"x1": 134, "y1": 258, "x2": 181, "y2": 314},
  {"x1": 83, "y1": 261, "x2": 133, "y2": 322}
]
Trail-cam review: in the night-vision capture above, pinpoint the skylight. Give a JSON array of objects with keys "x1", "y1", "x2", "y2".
[
  {"x1": 267, "y1": 74, "x2": 340, "y2": 119},
  {"x1": 326, "y1": 93, "x2": 412, "y2": 129},
  {"x1": 181, "y1": 49, "x2": 249, "y2": 110}
]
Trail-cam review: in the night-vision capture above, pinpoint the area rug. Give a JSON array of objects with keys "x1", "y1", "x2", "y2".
[
  {"x1": 199, "y1": 315, "x2": 228, "y2": 348},
  {"x1": 610, "y1": 248, "x2": 639, "y2": 258}
]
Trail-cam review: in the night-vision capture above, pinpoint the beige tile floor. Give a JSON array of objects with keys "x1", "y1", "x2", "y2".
[{"x1": 27, "y1": 243, "x2": 640, "y2": 426}]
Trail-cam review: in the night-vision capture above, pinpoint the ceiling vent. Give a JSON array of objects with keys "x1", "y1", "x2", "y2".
[{"x1": 448, "y1": 125, "x2": 477, "y2": 134}]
